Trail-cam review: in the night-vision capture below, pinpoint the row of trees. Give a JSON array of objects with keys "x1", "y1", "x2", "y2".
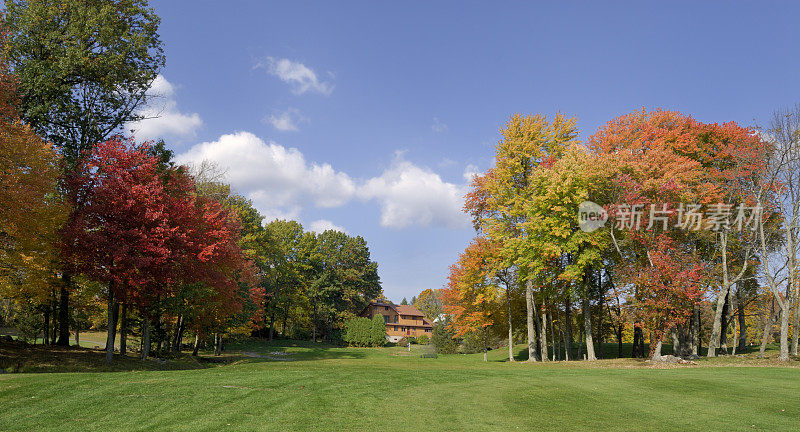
[
  {"x1": 0, "y1": 0, "x2": 382, "y2": 362},
  {"x1": 443, "y1": 108, "x2": 800, "y2": 362}
]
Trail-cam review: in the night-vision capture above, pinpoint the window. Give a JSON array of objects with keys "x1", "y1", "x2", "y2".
[
  {"x1": 384, "y1": 306, "x2": 389, "y2": 311},
  {"x1": 425, "y1": 329, "x2": 432, "y2": 333}
]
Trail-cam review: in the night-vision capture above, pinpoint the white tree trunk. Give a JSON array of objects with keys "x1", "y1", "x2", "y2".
[
  {"x1": 651, "y1": 340, "x2": 663, "y2": 361},
  {"x1": 583, "y1": 293, "x2": 596, "y2": 361},
  {"x1": 539, "y1": 310, "x2": 548, "y2": 362},
  {"x1": 525, "y1": 280, "x2": 537, "y2": 362},
  {"x1": 507, "y1": 288, "x2": 514, "y2": 362}
]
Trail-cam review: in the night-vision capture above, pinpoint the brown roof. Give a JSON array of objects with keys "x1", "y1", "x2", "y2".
[
  {"x1": 395, "y1": 304, "x2": 426, "y2": 316},
  {"x1": 362, "y1": 301, "x2": 434, "y2": 327}
]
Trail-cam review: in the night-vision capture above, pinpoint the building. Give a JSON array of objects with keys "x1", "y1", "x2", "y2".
[{"x1": 360, "y1": 301, "x2": 434, "y2": 343}]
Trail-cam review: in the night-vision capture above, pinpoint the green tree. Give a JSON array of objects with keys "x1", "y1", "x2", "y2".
[
  {"x1": 308, "y1": 230, "x2": 381, "y2": 341},
  {"x1": 4, "y1": 0, "x2": 165, "y2": 162},
  {"x1": 431, "y1": 321, "x2": 458, "y2": 354}
]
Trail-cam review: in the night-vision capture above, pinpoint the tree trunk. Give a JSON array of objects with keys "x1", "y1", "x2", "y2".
[
  {"x1": 691, "y1": 306, "x2": 699, "y2": 356},
  {"x1": 707, "y1": 282, "x2": 731, "y2": 357},
  {"x1": 214, "y1": 333, "x2": 222, "y2": 356},
  {"x1": 632, "y1": 324, "x2": 644, "y2": 358},
  {"x1": 616, "y1": 323, "x2": 623, "y2": 359},
  {"x1": 172, "y1": 315, "x2": 184, "y2": 352},
  {"x1": 525, "y1": 280, "x2": 537, "y2": 362},
  {"x1": 736, "y1": 288, "x2": 747, "y2": 352},
  {"x1": 75, "y1": 328, "x2": 80, "y2": 347},
  {"x1": 561, "y1": 316, "x2": 569, "y2": 361},
  {"x1": 483, "y1": 328, "x2": 488, "y2": 362},
  {"x1": 732, "y1": 314, "x2": 740, "y2": 356},
  {"x1": 583, "y1": 291, "x2": 596, "y2": 361},
  {"x1": 565, "y1": 296, "x2": 573, "y2": 360},
  {"x1": 49, "y1": 296, "x2": 58, "y2": 345},
  {"x1": 192, "y1": 334, "x2": 200, "y2": 356},
  {"x1": 105, "y1": 290, "x2": 116, "y2": 364},
  {"x1": 43, "y1": 307, "x2": 50, "y2": 346},
  {"x1": 671, "y1": 327, "x2": 681, "y2": 357},
  {"x1": 651, "y1": 340, "x2": 663, "y2": 361},
  {"x1": 56, "y1": 273, "x2": 71, "y2": 346},
  {"x1": 549, "y1": 310, "x2": 556, "y2": 361},
  {"x1": 141, "y1": 317, "x2": 151, "y2": 360},
  {"x1": 758, "y1": 299, "x2": 775, "y2": 358},
  {"x1": 595, "y1": 270, "x2": 605, "y2": 359},
  {"x1": 720, "y1": 291, "x2": 731, "y2": 354},
  {"x1": 793, "y1": 284, "x2": 799, "y2": 356},
  {"x1": 789, "y1": 233, "x2": 798, "y2": 356},
  {"x1": 779, "y1": 306, "x2": 790, "y2": 362},
  {"x1": 176, "y1": 318, "x2": 186, "y2": 353},
  {"x1": 507, "y1": 288, "x2": 514, "y2": 362},
  {"x1": 119, "y1": 302, "x2": 128, "y2": 356},
  {"x1": 539, "y1": 308, "x2": 548, "y2": 362}
]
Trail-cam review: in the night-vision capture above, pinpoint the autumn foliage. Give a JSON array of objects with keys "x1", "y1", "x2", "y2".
[{"x1": 61, "y1": 138, "x2": 252, "y2": 344}]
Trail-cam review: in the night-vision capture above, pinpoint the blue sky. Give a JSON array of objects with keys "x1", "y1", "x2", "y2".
[{"x1": 133, "y1": 1, "x2": 800, "y2": 303}]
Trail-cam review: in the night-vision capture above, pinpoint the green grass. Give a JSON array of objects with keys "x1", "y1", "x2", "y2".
[{"x1": 1, "y1": 340, "x2": 799, "y2": 431}]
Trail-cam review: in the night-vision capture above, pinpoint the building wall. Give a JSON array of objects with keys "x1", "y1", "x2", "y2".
[{"x1": 361, "y1": 304, "x2": 432, "y2": 339}]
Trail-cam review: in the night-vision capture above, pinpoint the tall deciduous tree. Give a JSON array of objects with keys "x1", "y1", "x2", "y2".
[
  {"x1": 465, "y1": 113, "x2": 578, "y2": 362},
  {"x1": 4, "y1": 0, "x2": 165, "y2": 346},
  {"x1": 756, "y1": 106, "x2": 800, "y2": 362},
  {"x1": 0, "y1": 21, "x2": 66, "y2": 315},
  {"x1": 588, "y1": 108, "x2": 769, "y2": 359}
]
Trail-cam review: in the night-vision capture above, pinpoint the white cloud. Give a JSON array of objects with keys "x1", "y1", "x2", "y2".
[
  {"x1": 177, "y1": 132, "x2": 474, "y2": 231},
  {"x1": 127, "y1": 75, "x2": 203, "y2": 140},
  {"x1": 358, "y1": 156, "x2": 471, "y2": 229},
  {"x1": 256, "y1": 57, "x2": 333, "y2": 96},
  {"x1": 175, "y1": 132, "x2": 356, "y2": 221},
  {"x1": 432, "y1": 117, "x2": 448, "y2": 133},
  {"x1": 308, "y1": 219, "x2": 347, "y2": 234},
  {"x1": 265, "y1": 108, "x2": 307, "y2": 132}
]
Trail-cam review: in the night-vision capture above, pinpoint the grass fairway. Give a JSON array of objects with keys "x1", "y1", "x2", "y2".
[{"x1": 1, "y1": 341, "x2": 799, "y2": 431}]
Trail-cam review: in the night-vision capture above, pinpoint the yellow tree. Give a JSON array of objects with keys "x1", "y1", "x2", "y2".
[
  {"x1": 465, "y1": 113, "x2": 579, "y2": 361},
  {"x1": 0, "y1": 72, "x2": 66, "y2": 321},
  {"x1": 516, "y1": 145, "x2": 609, "y2": 361}
]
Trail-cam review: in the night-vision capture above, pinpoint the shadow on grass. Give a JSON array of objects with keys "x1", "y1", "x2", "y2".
[
  {"x1": 0, "y1": 337, "x2": 367, "y2": 374},
  {"x1": 0, "y1": 340, "x2": 223, "y2": 374}
]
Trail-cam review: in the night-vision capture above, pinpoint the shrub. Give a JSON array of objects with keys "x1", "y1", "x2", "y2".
[
  {"x1": 416, "y1": 334, "x2": 429, "y2": 345},
  {"x1": 343, "y1": 316, "x2": 386, "y2": 347},
  {"x1": 370, "y1": 315, "x2": 387, "y2": 347}
]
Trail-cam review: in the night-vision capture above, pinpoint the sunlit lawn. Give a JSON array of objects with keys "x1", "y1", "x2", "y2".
[{"x1": 1, "y1": 339, "x2": 799, "y2": 431}]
